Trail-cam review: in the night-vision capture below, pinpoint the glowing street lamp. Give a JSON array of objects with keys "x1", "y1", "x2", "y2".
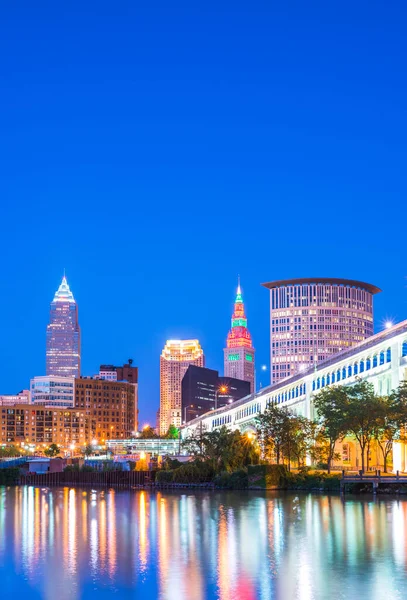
[{"x1": 215, "y1": 385, "x2": 229, "y2": 410}]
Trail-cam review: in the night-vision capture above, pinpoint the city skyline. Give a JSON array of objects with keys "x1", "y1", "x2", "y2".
[{"x1": 0, "y1": 272, "x2": 404, "y2": 427}]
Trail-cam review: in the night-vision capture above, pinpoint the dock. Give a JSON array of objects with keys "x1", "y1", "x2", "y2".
[{"x1": 340, "y1": 470, "x2": 407, "y2": 494}]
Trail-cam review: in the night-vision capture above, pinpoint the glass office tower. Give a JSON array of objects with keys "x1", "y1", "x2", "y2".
[{"x1": 46, "y1": 275, "x2": 81, "y2": 378}]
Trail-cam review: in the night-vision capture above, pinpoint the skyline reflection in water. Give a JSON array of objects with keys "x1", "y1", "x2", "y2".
[{"x1": 0, "y1": 487, "x2": 407, "y2": 599}]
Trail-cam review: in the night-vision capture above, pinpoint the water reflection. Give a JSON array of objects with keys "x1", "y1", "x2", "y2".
[{"x1": 1, "y1": 487, "x2": 407, "y2": 599}]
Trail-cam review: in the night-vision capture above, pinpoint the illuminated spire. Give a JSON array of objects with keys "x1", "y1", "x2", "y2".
[
  {"x1": 235, "y1": 275, "x2": 243, "y2": 303},
  {"x1": 53, "y1": 274, "x2": 75, "y2": 303},
  {"x1": 226, "y1": 280, "x2": 253, "y2": 349}
]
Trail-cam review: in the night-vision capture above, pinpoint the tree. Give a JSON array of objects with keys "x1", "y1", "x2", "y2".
[
  {"x1": 344, "y1": 380, "x2": 382, "y2": 473},
  {"x1": 313, "y1": 386, "x2": 350, "y2": 473},
  {"x1": 82, "y1": 444, "x2": 94, "y2": 457},
  {"x1": 289, "y1": 415, "x2": 318, "y2": 468},
  {"x1": 255, "y1": 404, "x2": 291, "y2": 465},
  {"x1": 182, "y1": 427, "x2": 259, "y2": 473},
  {"x1": 374, "y1": 384, "x2": 407, "y2": 472},
  {"x1": 164, "y1": 424, "x2": 179, "y2": 439},
  {"x1": 139, "y1": 426, "x2": 157, "y2": 439},
  {"x1": 44, "y1": 443, "x2": 60, "y2": 457}
]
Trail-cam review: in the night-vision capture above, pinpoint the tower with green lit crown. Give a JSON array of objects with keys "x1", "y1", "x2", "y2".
[{"x1": 224, "y1": 279, "x2": 255, "y2": 392}]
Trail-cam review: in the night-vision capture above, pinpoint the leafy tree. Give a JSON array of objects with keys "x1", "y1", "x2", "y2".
[
  {"x1": 255, "y1": 404, "x2": 291, "y2": 465},
  {"x1": 82, "y1": 444, "x2": 94, "y2": 457},
  {"x1": 183, "y1": 427, "x2": 259, "y2": 473},
  {"x1": 139, "y1": 426, "x2": 157, "y2": 439},
  {"x1": 0, "y1": 445, "x2": 26, "y2": 458},
  {"x1": 344, "y1": 380, "x2": 382, "y2": 473},
  {"x1": 373, "y1": 384, "x2": 407, "y2": 472},
  {"x1": 44, "y1": 443, "x2": 60, "y2": 457},
  {"x1": 313, "y1": 386, "x2": 349, "y2": 473},
  {"x1": 289, "y1": 415, "x2": 318, "y2": 468},
  {"x1": 164, "y1": 424, "x2": 179, "y2": 439}
]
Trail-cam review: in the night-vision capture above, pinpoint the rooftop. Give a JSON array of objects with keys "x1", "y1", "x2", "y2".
[{"x1": 261, "y1": 277, "x2": 381, "y2": 295}]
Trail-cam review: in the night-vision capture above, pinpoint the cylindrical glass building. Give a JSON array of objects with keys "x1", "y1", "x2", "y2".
[{"x1": 262, "y1": 278, "x2": 381, "y2": 384}]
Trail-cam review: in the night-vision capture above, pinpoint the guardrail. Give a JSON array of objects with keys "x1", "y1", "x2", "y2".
[
  {"x1": 340, "y1": 470, "x2": 407, "y2": 494},
  {"x1": 19, "y1": 470, "x2": 156, "y2": 487}
]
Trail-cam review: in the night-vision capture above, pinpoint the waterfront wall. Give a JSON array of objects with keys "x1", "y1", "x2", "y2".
[{"x1": 18, "y1": 470, "x2": 155, "y2": 487}]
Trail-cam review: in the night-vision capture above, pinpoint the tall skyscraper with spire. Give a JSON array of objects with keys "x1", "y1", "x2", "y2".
[
  {"x1": 46, "y1": 275, "x2": 81, "y2": 378},
  {"x1": 224, "y1": 279, "x2": 255, "y2": 392}
]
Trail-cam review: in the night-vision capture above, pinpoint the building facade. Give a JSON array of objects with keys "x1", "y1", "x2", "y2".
[
  {"x1": 98, "y1": 362, "x2": 139, "y2": 431},
  {"x1": 181, "y1": 364, "x2": 250, "y2": 423},
  {"x1": 74, "y1": 378, "x2": 137, "y2": 442},
  {"x1": 0, "y1": 390, "x2": 30, "y2": 406},
  {"x1": 31, "y1": 376, "x2": 75, "y2": 408},
  {"x1": 99, "y1": 362, "x2": 138, "y2": 386},
  {"x1": 224, "y1": 281, "x2": 255, "y2": 391},
  {"x1": 183, "y1": 320, "x2": 407, "y2": 472},
  {"x1": 0, "y1": 404, "x2": 89, "y2": 446},
  {"x1": 46, "y1": 275, "x2": 81, "y2": 378},
  {"x1": 262, "y1": 277, "x2": 380, "y2": 384},
  {"x1": 159, "y1": 340, "x2": 205, "y2": 435}
]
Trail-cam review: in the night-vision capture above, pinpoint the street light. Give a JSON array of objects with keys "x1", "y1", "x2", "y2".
[{"x1": 215, "y1": 385, "x2": 228, "y2": 410}]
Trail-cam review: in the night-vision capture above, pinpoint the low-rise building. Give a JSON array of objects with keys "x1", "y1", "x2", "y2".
[
  {"x1": 0, "y1": 404, "x2": 89, "y2": 447},
  {"x1": 30, "y1": 376, "x2": 75, "y2": 408},
  {"x1": 0, "y1": 390, "x2": 30, "y2": 406}
]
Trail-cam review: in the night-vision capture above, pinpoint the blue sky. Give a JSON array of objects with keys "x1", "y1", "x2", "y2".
[{"x1": 0, "y1": 1, "x2": 406, "y2": 425}]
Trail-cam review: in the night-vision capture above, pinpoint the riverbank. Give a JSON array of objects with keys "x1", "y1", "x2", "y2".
[{"x1": 3, "y1": 464, "x2": 407, "y2": 495}]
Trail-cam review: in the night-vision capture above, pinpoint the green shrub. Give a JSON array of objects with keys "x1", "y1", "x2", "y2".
[
  {"x1": 286, "y1": 471, "x2": 341, "y2": 491},
  {"x1": 248, "y1": 464, "x2": 288, "y2": 489},
  {"x1": 161, "y1": 456, "x2": 183, "y2": 470},
  {"x1": 171, "y1": 460, "x2": 215, "y2": 484},
  {"x1": 214, "y1": 469, "x2": 248, "y2": 489},
  {"x1": 0, "y1": 468, "x2": 20, "y2": 485},
  {"x1": 156, "y1": 470, "x2": 174, "y2": 484}
]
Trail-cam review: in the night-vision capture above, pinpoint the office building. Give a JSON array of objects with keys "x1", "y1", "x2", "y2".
[
  {"x1": 74, "y1": 378, "x2": 137, "y2": 442},
  {"x1": 159, "y1": 340, "x2": 204, "y2": 435},
  {"x1": 224, "y1": 280, "x2": 255, "y2": 392},
  {"x1": 98, "y1": 362, "x2": 139, "y2": 431},
  {"x1": 262, "y1": 278, "x2": 381, "y2": 383},
  {"x1": 0, "y1": 404, "x2": 89, "y2": 446},
  {"x1": 46, "y1": 275, "x2": 81, "y2": 377},
  {"x1": 31, "y1": 376, "x2": 75, "y2": 408},
  {"x1": 0, "y1": 390, "x2": 30, "y2": 406},
  {"x1": 181, "y1": 364, "x2": 250, "y2": 422}
]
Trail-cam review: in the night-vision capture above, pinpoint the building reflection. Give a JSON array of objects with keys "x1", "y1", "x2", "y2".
[{"x1": 2, "y1": 487, "x2": 407, "y2": 598}]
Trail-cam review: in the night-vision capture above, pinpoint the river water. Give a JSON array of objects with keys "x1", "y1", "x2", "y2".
[{"x1": 0, "y1": 486, "x2": 406, "y2": 599}]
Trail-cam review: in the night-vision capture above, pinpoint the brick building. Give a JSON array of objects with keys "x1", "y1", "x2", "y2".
[
  {"x1": 74, "y1": 378, "x2": 136, "y2": 442},
  {"x1": 0, "y1": 404, "x2": 89, "y2": 446}
]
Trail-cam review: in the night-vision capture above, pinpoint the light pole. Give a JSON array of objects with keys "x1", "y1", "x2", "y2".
[
  {"x1": 215, "y1": 385, "x2": 228, "y2": 410},
  {"x1": 255, "y1": 365, "x2": 268, "y2": 392}
]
